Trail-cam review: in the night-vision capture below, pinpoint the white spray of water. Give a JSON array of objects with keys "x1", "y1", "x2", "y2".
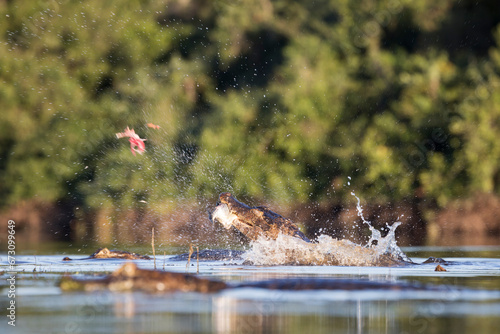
[
  {"x1": 242, "y1": 193, "x2": 409, "y2": 266},
  {"x1": 351, "y1": 192, "x2": 410, "y2": 263}
]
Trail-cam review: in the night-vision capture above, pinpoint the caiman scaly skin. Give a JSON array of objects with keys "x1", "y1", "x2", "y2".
[
  {"x1": 208, "y1": 193, "x2": 432, "y2": 266},
  {"x1": 60, "y1": 262, "x2": 227, "y2": 293},
  {"x1": 62, "y1": 248, "x2": 151, "y2": 261},
  {"x1": 211, "y1": 192, "x2": 310, "y2": 242},
  {"x1": 169, "y1": 249, "x2": 245, "y2": 261},
  {"x1": 60, "y1": 262, "x2": 450, "y2": 293}
]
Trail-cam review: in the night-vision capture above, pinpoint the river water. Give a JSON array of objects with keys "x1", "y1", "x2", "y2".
[{"x1": 1, "y1": 246, "x2": 500, "y2": 334}]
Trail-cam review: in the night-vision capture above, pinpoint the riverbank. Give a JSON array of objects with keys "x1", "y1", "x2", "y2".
[{"x1": 1, "y1": 193, "x2": 499, "y2": 249}]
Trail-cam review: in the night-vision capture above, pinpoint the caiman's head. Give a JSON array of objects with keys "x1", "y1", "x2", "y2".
[
  {"x1": 210, "y1": 192, "x2": 310, "y2": 242},
  {"x1": 210, "y1": 192, "x2": 251, "y2": 230},
  {"x1": 91, "y1": 248, "x2": 112, "y2": 258}
]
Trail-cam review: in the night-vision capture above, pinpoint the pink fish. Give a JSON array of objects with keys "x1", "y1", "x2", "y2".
[{"x1": 116, "y1": 127, "x2": 146, "y2": 156}]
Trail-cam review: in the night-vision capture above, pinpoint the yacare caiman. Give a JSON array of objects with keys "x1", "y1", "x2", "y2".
[
  {"x1": 60, "y1": 262, "x2": 450, "y2": 293},
  {"x1": 62, "y1": 248, "x2": 151, "y2": 261},
  {"x1": 209, "y1": 192, "x2": 413, "y2": 266},
  {"x1": 210, "y1": 192, "x2": 310, "y2": 242}
]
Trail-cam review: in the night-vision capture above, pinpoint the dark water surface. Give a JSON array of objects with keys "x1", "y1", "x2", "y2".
[{"x1": 1, "y1": 247, "x2": 500, "y2": 334}]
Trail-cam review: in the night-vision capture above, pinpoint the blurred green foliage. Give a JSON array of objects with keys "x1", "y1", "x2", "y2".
[{"x1": 1, "y1": 0, "x2": 499, "y2": 214}]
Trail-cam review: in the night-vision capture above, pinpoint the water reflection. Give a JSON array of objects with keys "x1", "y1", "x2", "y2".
[
  {"x1": 114, "y1": 293, "x2": 136, "y2": 319},
  {"x1": 9, "y1": 284, "x2": 500, "y2": 334},
  {"x1": 3, "y1": 251, "x2": 500, "y2": 334},
  {"x1": 213, "y1": 295, "x2": 380, "y2": 334},
  {"x1": 210, "y1": 292, "x2": 500, "y2": 334}
]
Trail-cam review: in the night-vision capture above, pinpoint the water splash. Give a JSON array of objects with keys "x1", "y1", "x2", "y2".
[
  {"x1": 351, "y1": 191, "x2": 410, "y2": 263},
  {"x1": 242, "y1": 193, "x2": 409, "y2": 266}
]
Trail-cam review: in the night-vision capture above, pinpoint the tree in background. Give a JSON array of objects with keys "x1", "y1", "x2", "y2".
[{"x1": 0, "y1": 0, "x2": 499, "y2": 240}]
